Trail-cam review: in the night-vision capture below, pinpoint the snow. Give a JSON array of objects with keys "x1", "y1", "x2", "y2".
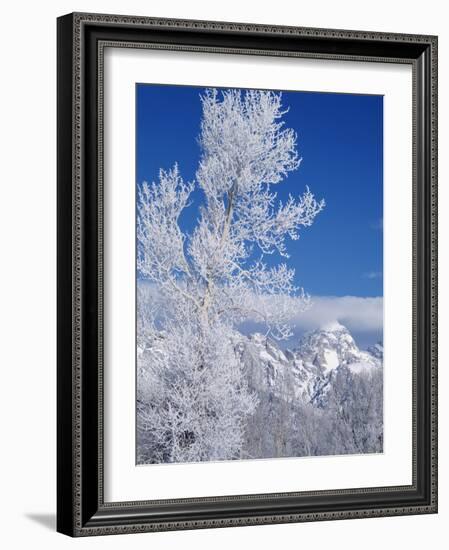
[
  {"x1": 259, "y1": 350, "x2": 276, "y2": 363},
  {"x1": 322, "y1": 349, "x2": 339, "y2": 372},
  {"x1": 251, "y1": 333, "x2": 267, "y2": 344},
  {"x1": 320, "y1": 320, "x2": 345, "y2": 332},
  {"x1": 347, "y1": 361, "x2": 372, "y2": 374}
]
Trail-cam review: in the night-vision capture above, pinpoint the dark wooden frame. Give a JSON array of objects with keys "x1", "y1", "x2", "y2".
[{"x1": 57, "y1": 12, "x2": 438, "y2": 537}]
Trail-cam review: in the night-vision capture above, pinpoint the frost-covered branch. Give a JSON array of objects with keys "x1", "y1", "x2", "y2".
[{"x1": 137, "y1": 164, "x2": 200, "y2": 306}]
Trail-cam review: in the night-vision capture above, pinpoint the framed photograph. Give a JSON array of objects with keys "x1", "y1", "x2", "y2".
[{"x1": 57, "y1": 12, "x2": 438, "y2": 536}]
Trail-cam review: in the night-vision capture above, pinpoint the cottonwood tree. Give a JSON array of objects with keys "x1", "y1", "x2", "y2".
[{"x1": 137, "y1": 88, "x2": 324, "y2": 463}]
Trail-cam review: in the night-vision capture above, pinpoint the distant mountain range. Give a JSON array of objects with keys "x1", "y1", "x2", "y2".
[{"x1": 238, "y1": 321, "x2": 382, "y2": 408}]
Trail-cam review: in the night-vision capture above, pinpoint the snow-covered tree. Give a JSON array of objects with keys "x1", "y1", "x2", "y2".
[{"x1": 136, "y1": 88, "x2": 324, "y2": 463}]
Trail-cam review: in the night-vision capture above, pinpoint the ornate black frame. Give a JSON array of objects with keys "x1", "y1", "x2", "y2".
[{"x1": 57, "y1": 12, "x2": 438, "y2": 537}]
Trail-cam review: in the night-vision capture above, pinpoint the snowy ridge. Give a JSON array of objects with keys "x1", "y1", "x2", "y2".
[
  {"x1": 239, "y1": 323, "x2": 382, "y2": 406},
  {"x1": 295, "y1": 323, "x2": 381, "y2": 374}
]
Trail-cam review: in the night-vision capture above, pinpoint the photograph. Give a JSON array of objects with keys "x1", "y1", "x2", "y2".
[{"x1": 135, "y1": 84, "x2": 384, "y2": 465}]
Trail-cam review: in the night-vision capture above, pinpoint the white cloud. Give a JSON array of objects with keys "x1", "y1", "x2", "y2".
[
  {"x1": 239, "y1": 294, "x2": 383, "y2": 348},
  {"x1": 138, "y1": 280, "x2": 383, "y2": 348},
  {"x1": 291, "y1": 295, "x2": 383, "y2": 334}
]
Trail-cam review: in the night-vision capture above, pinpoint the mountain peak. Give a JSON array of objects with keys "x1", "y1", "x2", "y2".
[
  {"x1": 319, "y1": 320, "x2": 346, "y2": 332},
  {"x1": 296, "y1": 322, "x2": 381, "y2": 376},
  {"x1": 239, "y1": 324, "x2": 382, "y2": 407}
]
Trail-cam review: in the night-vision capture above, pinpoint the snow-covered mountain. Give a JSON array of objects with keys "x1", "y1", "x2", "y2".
[
  {"x1": 296, "y1": 321, "x2": 381, "y2": 374},
  {"x1": 367, "y1": 342, "x2": 384, "y2": 360},
  {"x1": 238, "y1": 322, "x2": 382, "y2": 406}
]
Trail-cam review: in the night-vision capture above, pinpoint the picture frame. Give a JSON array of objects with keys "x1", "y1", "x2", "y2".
[{"x1": 57, "y1": 12, "x2": 438, "y2": 537}]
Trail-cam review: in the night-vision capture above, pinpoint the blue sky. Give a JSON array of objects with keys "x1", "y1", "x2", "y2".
[{"x1": 136, "y1": 84, "x2": 383, "y2": 301}]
